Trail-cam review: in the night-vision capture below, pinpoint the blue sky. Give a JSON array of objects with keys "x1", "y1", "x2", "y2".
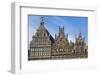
[{"x1": 28, "y1": 15, "x2": 88, "y2": 43}]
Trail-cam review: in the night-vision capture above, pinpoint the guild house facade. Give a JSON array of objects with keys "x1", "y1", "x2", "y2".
[{"x1": 28, "y1": 16, "x2": 88, "y2": 60}]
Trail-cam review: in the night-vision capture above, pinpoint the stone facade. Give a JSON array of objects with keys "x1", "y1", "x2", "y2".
[{"x1": 28, "y1": 16, "x2": 88, "y2": 60}]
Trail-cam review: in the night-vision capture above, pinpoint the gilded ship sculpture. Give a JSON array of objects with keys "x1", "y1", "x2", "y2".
[{"x1": 28, "y1": 16, "x2": 88, "y2": 60}]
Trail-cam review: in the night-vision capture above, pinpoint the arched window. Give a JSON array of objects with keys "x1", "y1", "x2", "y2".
[
  {"x1": 44, "y1": 33, "x2": 45, "y2": 36},
  {"x1": 82, "y1": 42, "x2": 84, "y2": 46}
]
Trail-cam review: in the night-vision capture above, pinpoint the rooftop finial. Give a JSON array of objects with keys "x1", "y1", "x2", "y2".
[
  {"x1": 40, "y1": 16, "x2": 45, "y2": 27},
  {"x1": 40, "y1": 16, "x2": 44, "y2": 23},
  {"x1": 79, "y1": 32, "x2": 82, "y2": 38},
  {"x1": 38, "y1": 16, "x2": 45, "y2": 31},
  {"x1": 63, "y1": 26, "x2": 64, "y2": 31}
]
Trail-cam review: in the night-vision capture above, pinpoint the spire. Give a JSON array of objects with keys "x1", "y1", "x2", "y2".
[
  {"x1": 40, "y1": 16, "x2": 44, "y2": 26},
  {"x1": 79, "y1": 32, "x2": 82, "y2": 38},
  {"x1": 59, "y1": 26, "x2": 64, "y2": 33},
  {"x1": 55, "y1": 34, "x2": 57, "y2": 39},
  {"x1": 58, "y1": 26, "x2": 65, "y2": 38},
  {"x1": 63, "y1": 26, "x2": 64, "y2": 32},
  {"x1": 38, "y1": 16, "x2": 45, "y2": 31},
  {"x1": 59, "y1": 26, "x2": 60, "y2": 32}
]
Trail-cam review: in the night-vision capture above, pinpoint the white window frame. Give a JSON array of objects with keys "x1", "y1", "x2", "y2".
[{"x1": 11, "y1": 2, "x2": 97, "y2": 74}]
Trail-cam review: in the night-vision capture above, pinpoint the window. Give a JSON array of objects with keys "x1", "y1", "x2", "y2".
[
  {"x1": 30, "y1": 49, "x2": 32, "y2": 51},
  {"x1": 37, "y1": 33, "x2": 39, "y2": 36},
  {"x1": 41, "y1": 51, "x2": 42, "y2": 56},
  {"x1": 34, "y1": 51, "x2": 36, "y2": 56},
  {"x1": 57, "y1": 49, "x2": 58, "y2": 52}
]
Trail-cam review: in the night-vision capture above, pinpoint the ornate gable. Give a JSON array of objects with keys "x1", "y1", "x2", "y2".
[
  {"x1": 30, "y1": 16, "x2": 54, "y2": 48},
  {"x1": 52, "y1": 26, "x2": 70, "y2": 55}
]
